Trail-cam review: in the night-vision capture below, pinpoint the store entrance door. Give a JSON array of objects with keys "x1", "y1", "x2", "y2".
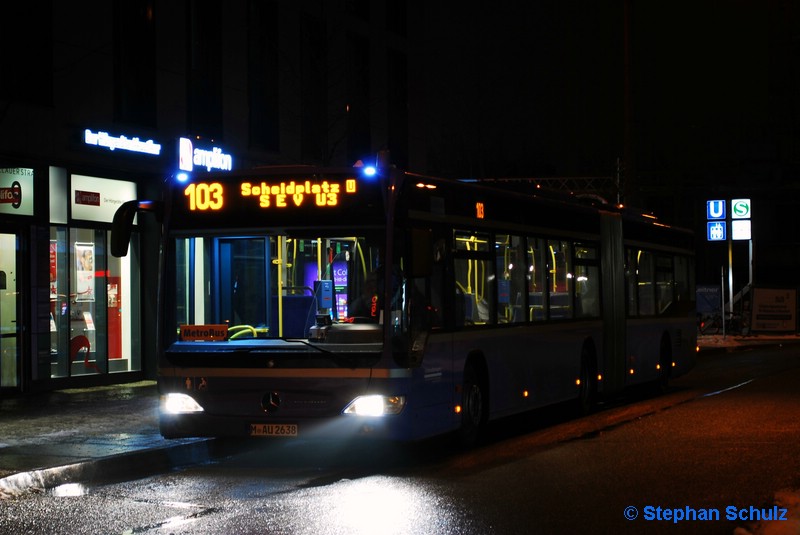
[{"x1": 0, "y1": 232, "x2": 19, "y2": 389}]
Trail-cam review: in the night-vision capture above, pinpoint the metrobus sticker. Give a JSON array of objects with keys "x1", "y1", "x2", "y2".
[{"x1": 180, "y1": 324, "x2": 228, "y2": 341}]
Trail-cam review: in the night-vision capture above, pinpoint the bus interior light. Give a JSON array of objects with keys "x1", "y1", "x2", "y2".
[
  {"x1": 176, "y1": 172, "x2": 190, "y2": 183},
  {"x1": 162, "y1": 393, "x2": 204, "y2": 414},
  {"x1": 362, "y1": 165, "x2": 377, "y2": 178},
  {"x1": 343, "y1": 395, "x2": 406, "y2": 417}
]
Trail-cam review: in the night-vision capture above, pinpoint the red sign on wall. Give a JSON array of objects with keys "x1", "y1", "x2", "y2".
[{"x1": 75, "y1": 190, "x2": 101, "y2": 206}]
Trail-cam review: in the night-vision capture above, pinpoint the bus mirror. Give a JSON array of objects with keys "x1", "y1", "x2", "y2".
[
  {"x1": 408, "y1": 228, "x2": 433, "y2": 278},
  {"x1": 111, "y1": 200, "x2": 162, "y2": 257}
]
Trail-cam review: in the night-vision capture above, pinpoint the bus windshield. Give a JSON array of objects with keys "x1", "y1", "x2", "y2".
[{"x1": 171, "y1": 231, "x2": 387, "y2": 344}]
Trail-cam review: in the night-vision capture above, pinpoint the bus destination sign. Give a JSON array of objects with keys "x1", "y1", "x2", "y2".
[{"x1": 183, "y1": 177, "x2": 359, "y2": 212}]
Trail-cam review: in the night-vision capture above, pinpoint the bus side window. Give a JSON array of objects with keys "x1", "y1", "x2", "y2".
[
  {"x1": 407, "y1": 228, "x2": 433, "y2": 278},
  {"x1": 455, "y1": 258, "x2": 491, "y2": 324},
  {"x1": 574, "y1": 244, "x2": 599, "y2": 318},
  {"x1": 496, "y1": 234, "x2": 526, "y2": 323},
  {"x1": 655, "y1": 255, "x2": 675, "y2": 314},
  {"x1": 636, "y1": 250, "x2": 656, "y2": 316},
  {"x1": 527, "y1": 237, "x2": 545, "y2": 321},
  {"x1": 674, "y1": 255, "x2": 693, "y2": 303},
  {"x1": 427, "y1": 238, "x2": 446, "y2": 329},
  {"x1": 454, "y1": 230, "x2": 493, "y2": 326},
  {"x1": 625, "y1": 248, "x2": 639, "y2": 317},
  {"x1": 548, "y1": 240, "x2": 572, "y2": 319}
]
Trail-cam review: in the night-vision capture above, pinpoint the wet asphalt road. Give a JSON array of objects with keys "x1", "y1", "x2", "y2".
[{"x1": 2, "y1": 346, "x2": 800, "y2": 535}]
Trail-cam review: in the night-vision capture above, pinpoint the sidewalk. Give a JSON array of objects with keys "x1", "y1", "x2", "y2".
[
  {"x1": 0, "y1": 381, "x2": 221, "y2": 499},
  {"x1": 2, "y1": 333, "x2": 800, "y2": 499},
  {"x1": 697, "y1": 332, "x2": 800, "y2": 352}
]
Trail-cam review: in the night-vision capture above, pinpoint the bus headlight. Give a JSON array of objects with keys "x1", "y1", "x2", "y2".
[
  {"x1": 162, "y1": 393, "x2": 205, "y2": 414},
  {"x1": 343, "y1": 395, "x2": 406, "y2": 417}
]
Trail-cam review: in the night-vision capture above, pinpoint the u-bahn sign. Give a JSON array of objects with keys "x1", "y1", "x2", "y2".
[{"x1": 706, "y1": 198, "x2": 751, "y2": 241}]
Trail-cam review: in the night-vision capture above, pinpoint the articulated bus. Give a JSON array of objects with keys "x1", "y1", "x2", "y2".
[{"x1": 112, "y1": 164, "x2": 696, "y2": 444}]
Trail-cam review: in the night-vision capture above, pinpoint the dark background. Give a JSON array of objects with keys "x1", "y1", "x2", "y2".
[{"x1": 414, "y1": 1, "x2": 799, "y2": 288}]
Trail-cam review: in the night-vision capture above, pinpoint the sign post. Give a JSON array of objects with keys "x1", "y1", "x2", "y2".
[{"x1": 706, "y1": 198, "x2": 752, "y2": 335}]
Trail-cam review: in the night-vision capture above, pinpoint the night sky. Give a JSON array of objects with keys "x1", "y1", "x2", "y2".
[
  {"x1": 415, "y1": 1, "x2": 799, "y2": 222},
  {"x1": 418, "y1": 2, "x2": 622, "y2": 178}
]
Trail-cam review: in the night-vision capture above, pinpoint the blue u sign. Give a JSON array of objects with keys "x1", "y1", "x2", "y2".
[{"x1": 707, "y1": 200, "x2": 725, "y2": 220}]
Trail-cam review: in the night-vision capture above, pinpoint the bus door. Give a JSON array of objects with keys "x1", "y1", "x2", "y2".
[{"x1": 214, "y1": 237, "x2": 269, "y2": 332}]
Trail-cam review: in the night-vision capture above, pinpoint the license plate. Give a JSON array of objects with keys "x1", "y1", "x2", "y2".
[{"x1": 250, "y1": 423, "x2": 298, "y2": 437}]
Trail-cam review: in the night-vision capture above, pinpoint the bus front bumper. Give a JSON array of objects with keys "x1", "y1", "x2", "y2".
[{"x1": 159, "y1": 410, "x2": 409, "y2": 442}]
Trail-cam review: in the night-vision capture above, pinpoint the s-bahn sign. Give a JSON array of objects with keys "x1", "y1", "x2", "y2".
[{"x1": 706, "y1": 198, "x2": 751, "y2": 242}]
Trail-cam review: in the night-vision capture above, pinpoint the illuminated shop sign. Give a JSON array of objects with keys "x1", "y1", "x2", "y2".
[
  {"x1": 0, "y1": 181, "x2": 21, "y2": 207},
  {"x1": 84, "y1": 129, "x2": 162, "y2": 156},
  {"x1": 178, "y1": 137, "x2": 233, "y2": 173},
  {"x1": 71, "y1": 174, "x2": 137, "y2": 223},
  {"x1": 0, "y1": 168, "x2": 34, "y2": 216},
  {"x1": 183, "y1": 178, "x2": 358, "y2": 212}
]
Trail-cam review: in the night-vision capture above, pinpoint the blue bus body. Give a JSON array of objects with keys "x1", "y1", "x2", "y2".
[{"x1": 112, "y1": 166, "x2": 696, "y2": 443}]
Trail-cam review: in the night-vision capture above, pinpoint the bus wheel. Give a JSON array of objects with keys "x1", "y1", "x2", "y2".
[{"x1": 458, "y1": 360, "x2": 487, "y2": 447}]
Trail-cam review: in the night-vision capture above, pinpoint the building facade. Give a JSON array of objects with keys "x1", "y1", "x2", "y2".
[{"x1": 0, "y1": 0, "x2": 411, "y2": 393}]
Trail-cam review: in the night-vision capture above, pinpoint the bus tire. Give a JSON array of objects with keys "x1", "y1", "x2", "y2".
[
  {"x1": 458, "y1": 359, "x2": 488, "y2": 447},
  {"x1": 577, "y1": 344, "x2": 597, "y2": 415}
]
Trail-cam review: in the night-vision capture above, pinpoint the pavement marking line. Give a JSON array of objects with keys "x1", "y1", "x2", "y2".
[{"x1": 702, "y1": 379, "x2": 754, "y2": 398}]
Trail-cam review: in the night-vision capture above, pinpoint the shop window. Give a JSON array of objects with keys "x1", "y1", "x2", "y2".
[
  {"x1": 0, "y1": 232, "x2": 19, "y2": 388},
  {"x1": 50, "y1": 228, "x2": 67, "y2": 377},
  {"x1": 49, "y1": 227, "x2": 140, "y2": 378},
  {"x1": 107, "y1": 229, "x2": 141, "y2": 372}
]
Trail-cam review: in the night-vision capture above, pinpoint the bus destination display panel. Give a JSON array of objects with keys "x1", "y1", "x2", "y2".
[{"x1": 174, "y1": 174, "x2": 379, "y2": 228}]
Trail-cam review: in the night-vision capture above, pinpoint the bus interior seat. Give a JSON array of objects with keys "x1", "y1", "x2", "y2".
[{"x1": 270, "y1": 295, "x2": 315, "y2": 338}]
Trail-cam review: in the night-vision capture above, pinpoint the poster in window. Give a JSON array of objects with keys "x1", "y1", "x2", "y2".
[
  {"x1": 75, "y1": 242, "x2": 95, "y2": 302},
  {"x1": 50, "y1": 240, "x2": 58, "y2": 299}
]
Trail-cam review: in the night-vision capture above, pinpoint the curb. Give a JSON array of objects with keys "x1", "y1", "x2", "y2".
[
  {"x1": 0, "y1": 437, "x2": 223, "y2": 499},
  {"x1": 697, "y1": 336, "x2": 800, "y2": 355}
]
